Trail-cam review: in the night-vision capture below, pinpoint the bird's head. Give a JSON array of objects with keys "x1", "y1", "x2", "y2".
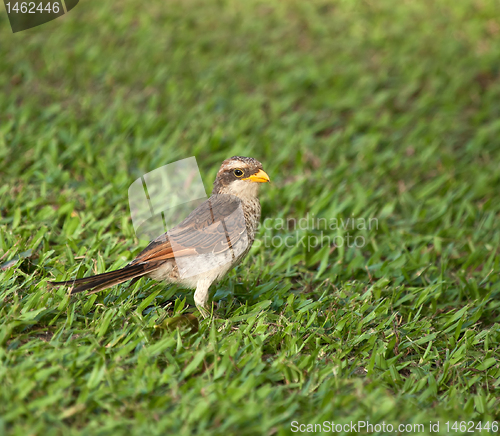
[{"x1": 213, "y1": 156, "x2": 270, "y2": 197}]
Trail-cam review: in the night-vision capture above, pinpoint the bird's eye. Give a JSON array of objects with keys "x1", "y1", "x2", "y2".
[{"x1": 233, "y1": 169, "x2": 244, "y2": 177}]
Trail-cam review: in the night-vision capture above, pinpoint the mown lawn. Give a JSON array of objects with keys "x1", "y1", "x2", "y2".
[{"x1": 1, "y1": 0, "x2": 500, "y2": 434}]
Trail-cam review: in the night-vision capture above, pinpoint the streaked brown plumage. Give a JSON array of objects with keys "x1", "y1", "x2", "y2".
[{"x1": 50, "y1": 156, "x2": 270, "y2": 318}]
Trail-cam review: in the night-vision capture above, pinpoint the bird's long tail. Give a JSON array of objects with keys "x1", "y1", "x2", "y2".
[{"x1": 49, "y1": 263, "x2": 155, "y2": 295}]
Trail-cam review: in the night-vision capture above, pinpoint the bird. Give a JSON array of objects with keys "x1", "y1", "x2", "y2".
[{"x1": 50, "y1": 156, "x2": 270, "y2": 318}]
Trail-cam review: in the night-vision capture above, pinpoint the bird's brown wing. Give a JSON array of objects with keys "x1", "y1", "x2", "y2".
[{"x1": 129, "y1": 194, "x2": 247, "y2": 265}]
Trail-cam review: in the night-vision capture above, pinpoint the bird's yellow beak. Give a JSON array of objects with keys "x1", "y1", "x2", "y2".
[{"x1": 245, "y1": 169, "x2": 270, "y2": 183}]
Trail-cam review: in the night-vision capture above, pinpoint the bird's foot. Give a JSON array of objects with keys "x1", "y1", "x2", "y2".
[{"x1": 196, "y1": 303, "x2": 211, "y2": 319}]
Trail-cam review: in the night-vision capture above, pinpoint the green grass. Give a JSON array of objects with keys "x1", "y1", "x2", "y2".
[{"x1": 1, "y1": 0, "x2": 500, "y2": 434}]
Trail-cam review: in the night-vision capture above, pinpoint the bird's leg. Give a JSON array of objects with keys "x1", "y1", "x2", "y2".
[{"x1": 194, "y1": 279, "x2": 212, "y2": 319}]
